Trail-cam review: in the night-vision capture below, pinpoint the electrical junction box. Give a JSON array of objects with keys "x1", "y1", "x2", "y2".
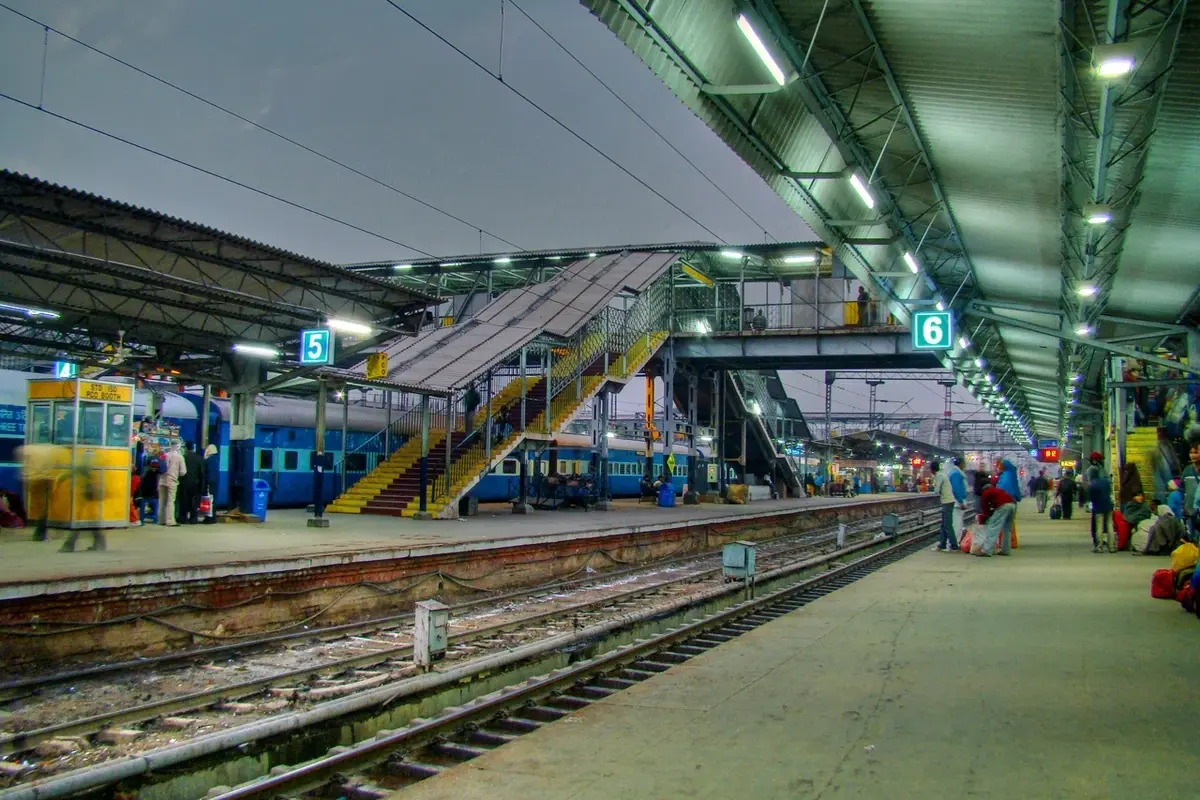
[
  {"x1": 722, "y1": 540, "x2": 757, "y2": 581},
  {"x1": 881, "y1": 513, "x2": 900, "y2": 537},
  {"x1": 414, "y1": 599, "x2": 450, "y2": 668}
]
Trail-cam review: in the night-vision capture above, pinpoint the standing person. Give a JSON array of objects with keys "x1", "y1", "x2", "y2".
[
  {"x1": 1087, "y1": 452, "x2": 1114, "y2": 552},
  {"x1": 1181, "y1": 425, "x2": 1200, "y2": 538},
  {"x1": 929, "y1": 461, "x2": 958, "y2": 552},
  {"x1": 463, "y1": 385, "x2": 480, "y2": 433},
  {"x1": 995, "y1": 458, "x2": 1023, "y2": 547},
  {"x1": 1056, "y1": 470, "x2": 1075, "y2": 521},
  {"x1": 17, "y1": 442, "x2": 61, "y2": 542},
  {"x1": 949, "y1": 457, "x2": 969, "y2": 539},
  {"x1": 977, "y1": 480, "x2": 1017, "y2": 557},
  {"x1": 856, "y1": 286, "x2": 869, "y2": 326},
  {"x1": 158, "y1": 441, "x2": 186, "y2": 528},
  {"x1": 1033, "y1": 469, "x2": 1050, "y2": 513},
  {"x1": 179, "y1": 443, "x2": 204, "y2": 524},
  {"x1": 203, "y1": 444, "x2": 219, "y2": 523},
  {"x1": 1166, "y1": 479, "x2": 1184, "y2": 523}
]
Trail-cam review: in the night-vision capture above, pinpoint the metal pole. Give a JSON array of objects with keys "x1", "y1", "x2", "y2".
[
  {"x1": 199, "y1": 383, "x2": 211, "y2": 450},
  {"x1": 739, "y1": 257, "x2": 746, "y2": 332},
  {"x1": 416, "y1": 394, "x2": 431, "y2": 518},
  {"x1": 715, "y1": 370, "x2": 725, "y2": 496},
  {"x1": 545, "y1": 346, "x2": 553, "y2": 434},
  {"x1": 340, "y1": 386, "x2": 348, "y2": 497},
  {"x1": 485, "y1": 369, "x2": 494, "y2": 463},
  {"x1": 308, "y1": 379, "x2": 328, "y2": 528},
  {"x1": 824, "y1": 371, "x2": 835, "y2": 493},
  {"x1": 685, "y1": 370, "x2": 699, "y2": 504},
  {"x1": 519, "y1": 346, "x2": 527, "y2": 432},
  {"x1": 384, "y1": 390, "x2": 392, "y2": 455}
]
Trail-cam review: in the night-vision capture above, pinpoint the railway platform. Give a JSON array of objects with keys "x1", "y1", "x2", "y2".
[
  {"x1": 394, "y1": 499, "x2": 1200, "y2": 800},
  {"x1": 0, "y1": 494, "x2": 932, "y2": 665}
]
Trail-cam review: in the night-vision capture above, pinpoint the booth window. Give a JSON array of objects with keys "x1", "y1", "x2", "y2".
[
  {"x1": 78, "y1": 402, "x2": 106, "y2": 446},
  {"x1": 106, "y1": 408, "x2": 131, "y2": 447},
  {"x1": 53, "y1": 404, "x2": 76, "y2": 444},
  {"x1": 29, "y1": 404, "x2": 52, "y2": 444}
]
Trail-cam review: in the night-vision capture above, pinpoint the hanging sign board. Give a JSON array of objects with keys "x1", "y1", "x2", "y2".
[
  {"x1": 366, "y1": 352, "x2": 388, "y2": 380},
  {"x1": 299, "y1": 328, "x2": 334, "y2": 365},
  {"x1": 911, "y1": 311, "x2": 953, "y2": 350}
]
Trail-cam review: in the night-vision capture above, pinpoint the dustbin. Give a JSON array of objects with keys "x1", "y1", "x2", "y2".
[
  {"x1": 881, "y1": 512, "x2": 899, "y2": 537},
  {"x1": 657, "y1": 483, "x2": 675, "y2": 508},
  {"x1": 251, "y1": 479, "x2": 270, "y2": 522}
]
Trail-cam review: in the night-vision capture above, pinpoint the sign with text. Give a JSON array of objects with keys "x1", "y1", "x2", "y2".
[
  {"x1": 1038, "y1": 439, "x2": 1060, "y2": 449},
  {"x1": 299, "y1": 328, "x2": 334, "y2": 366},
  {"x1": 911, "y1": 311, "x2": 954, "y2": 350},
  {"x1": 79, "y1": 381, "x2": 133, "y2": 403},
  {"x1": 366, "y1": 352, "x2": 388, "y2": 380},
  {"x1": 1037, "y1": 447, "x2": 1061, "y2": 463},
  {"x1": 54, "y1": 361, "x2": 77, "y2": 379}
]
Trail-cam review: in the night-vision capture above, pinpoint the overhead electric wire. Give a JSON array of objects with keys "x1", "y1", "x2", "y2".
[
  {"x1": 0, "y1": 92, "x2": 437, "y2": 257},
  {"x1": 378, "y1": 0, "x2": 727, "y2": 243},
  {"x1": 506, "y1": 0, "x2": 777, "y2": 239},
  {"x1": 0, "y1": 2, "x2": 525, "y2": 252}
]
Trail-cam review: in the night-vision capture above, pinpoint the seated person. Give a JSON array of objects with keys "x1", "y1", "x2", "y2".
[{"x1": 1121, "y1": 491, "x2": 1152, "y2": 528}]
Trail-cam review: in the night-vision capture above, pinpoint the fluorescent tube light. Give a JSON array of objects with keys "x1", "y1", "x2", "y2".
[
  {"x1": 849, "y1": 173, "x2": 875, "y2": 209},
  {"x1": 326, "y1": 318, "x2": 372, "y2": 336},
  {"x1": 233, "y1": 343, "x2": 278, "y2": 358},
  {"x1": 735, "y1": 14, "x2": 786, "y2": 86},
  {"x1": 903, "y1": 252, "x2": 919, "y2": 274}
]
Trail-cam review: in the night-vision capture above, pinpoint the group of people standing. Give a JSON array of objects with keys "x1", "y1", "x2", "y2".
[
  {"x1": 930, "y1": 457, "x2": 1022, "y2": 558},
  {"x1": 134, "y1": 441, "x2": 215, "y2": 527}
]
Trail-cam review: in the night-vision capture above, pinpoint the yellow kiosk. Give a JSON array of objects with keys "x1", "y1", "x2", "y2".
[{"x1": 25, "y1": 377, "x2": 134, "y2": 529}]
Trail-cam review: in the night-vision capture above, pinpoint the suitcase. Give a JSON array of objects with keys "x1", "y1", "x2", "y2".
[{"x1": 1049, "y1": 503, "x2": 1062, "y2": 520}]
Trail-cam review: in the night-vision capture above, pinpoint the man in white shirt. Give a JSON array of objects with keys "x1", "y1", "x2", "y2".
[
  {"x1": 931, "y1": 461, "x2": 958, "y2": 551},
  {"x1": 159, "y1": 441, "x2": 187, "y2": 527}
]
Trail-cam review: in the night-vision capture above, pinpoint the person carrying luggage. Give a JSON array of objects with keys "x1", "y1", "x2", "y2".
[
  {"x1": 1055, "y1": 470, "x2": 1075, "y2": 520},
  {"x1": 976, "y1": 479, "x2": 1016, "y2": 557}
]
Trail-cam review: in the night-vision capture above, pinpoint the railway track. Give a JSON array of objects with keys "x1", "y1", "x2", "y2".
[
  {"x1": 205, "y1": 532, "x2": 934, "y2": 800},
  {"x1": 0, "y1": 510, "x2": 936, "y2": 796}
]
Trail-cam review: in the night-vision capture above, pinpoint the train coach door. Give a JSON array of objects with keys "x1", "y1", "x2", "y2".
[{"x1": 257, "y1": 427, "x2": 280, "y2": 493}]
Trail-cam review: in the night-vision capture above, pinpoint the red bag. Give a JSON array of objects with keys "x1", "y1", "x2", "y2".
[
  {"x1": 1151, "y1": 569, "x2": 1176, "y2": 600},
  {"x1": 1178, "y1": 585, "x2": 1196, "y2": 614},
  {"x1": 959, "y1": 530, "x2": 973, "y2": 553},
  {"x1": 1113, "y1": 511, "x2": 1131, "y2": 551},
  {"x1": 198, "y1": 495, "x2": 213, "y2": 516}
]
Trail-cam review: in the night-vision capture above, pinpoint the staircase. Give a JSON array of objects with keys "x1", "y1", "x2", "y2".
[{"x1": 1120, "y1": 426, "x2": 1159, "y2": 498}]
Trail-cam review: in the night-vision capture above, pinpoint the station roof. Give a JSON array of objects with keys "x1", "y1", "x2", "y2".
[
  {"x1": 821, "y1": 428, "x2": 958, "y2": 462},
  {"x1": 345, "y1": 240, "x2": 828, "y2": 296},
  {"x1": 581, "y1": 0, "x2": 1200, "y2": 443},
  {"x1": 0, "y1": 170, "x2": 433, "y2": 381}
]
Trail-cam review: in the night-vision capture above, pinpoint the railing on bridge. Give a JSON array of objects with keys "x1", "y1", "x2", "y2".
[{"x1": 674, "y1": 300, "x2": 894, "y2": 336}]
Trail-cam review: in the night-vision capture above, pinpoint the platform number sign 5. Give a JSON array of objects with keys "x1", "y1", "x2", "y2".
[
  {"x1": 911, "y1": 311, "x2": 954, "y2": 351},
  {"x1": 299, "y1": 328, "x2": 335, "y2": 365}
]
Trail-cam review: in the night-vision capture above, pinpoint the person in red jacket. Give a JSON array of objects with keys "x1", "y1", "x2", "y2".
[{"x1": 977, "y1": 481, "x2": 1016, "y2": 557}]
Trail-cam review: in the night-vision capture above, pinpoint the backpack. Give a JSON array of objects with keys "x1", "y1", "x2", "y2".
[
  {"x1": 1151, "y1": 569, "x2": 1176, "y2": 600},
  {"x1": 1049, "y1": 503, "x2": 1062, "y2": 520}
]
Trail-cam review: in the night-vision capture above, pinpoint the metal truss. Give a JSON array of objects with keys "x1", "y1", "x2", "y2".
[
  {"x1": 580, "y1": 0, "x2": 1033, "y2": 432},
  {"x1": 0, "y1": 170, "x2": 434, "y2": 382},
  {"x1": 1056, "y1": 0, "x2": 1188, "y2": 417}
]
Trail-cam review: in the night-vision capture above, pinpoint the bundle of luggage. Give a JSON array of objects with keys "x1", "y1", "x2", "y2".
[
  {"x1": 1150, "y1": 540, "x2": 1200, "y2": 619},
  {"x1": 1128, "y1": 507, "x2": 1185, "y2": 555}
]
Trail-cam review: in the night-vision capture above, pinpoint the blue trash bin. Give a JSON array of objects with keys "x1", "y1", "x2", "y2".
[
  {"x1": 657, "y1": 483, "x2": 676, "y2": 508},
  {"x1": 251, "y1": 479, "x2": 270, "y2": 521}
]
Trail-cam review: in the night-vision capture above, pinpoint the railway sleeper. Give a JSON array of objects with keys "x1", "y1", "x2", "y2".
[
  {"x1": 521, "y1": 704, "x2": 571, "y2": 723},
  {"x1": 384, "y1": 757, "x2": 444, "y2": 780},
  {"x1": 430, "y1": 741, "x2": 488, "y2": 760},
  {"x1": 569, "y1": 684, "x2": 616, "y2": 700},
  {"x1": 618, "y1": 667, "x2": 658, "y2": 681},
  {"x1": 649, "y1": 651, "x2": 692, "y2": 664},
  {"x1": 468, "y1": 728, "x2": 518, "y2": 746},
  {"x1": 491, "y1": 716, "x2": 542, "y2": 733},
  {"x1": 594, "y1": 676, "x2": 638, "y2": 691},
  {"x1": 545, "y1": 694, "x2": 596, "y2": 710},
  {"x1": 332, "y1": 780, "x2": 391, "y2": 800},
  {"x1": 671, "y1": 644, "x2": 712, "y2": 656}
]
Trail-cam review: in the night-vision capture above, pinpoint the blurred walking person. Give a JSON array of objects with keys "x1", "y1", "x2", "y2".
[
  {"x1": 1056, "y1": 470, "x2": 1075, "y2": 521},
  {"x1": 159, "y1": 441, "x2": 186, "y2": 527},
  {"x1": 1033, "y1": 469, "x2": 1050, "y2": 513},
  {"x1": 930, "y1": 461, "x2": 958, "y2": 552},
  {"x1": 17, "y1": 441, "x2": 61, "y2": 542}
]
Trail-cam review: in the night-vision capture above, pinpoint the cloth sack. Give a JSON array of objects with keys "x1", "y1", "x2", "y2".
[
  {"x1": 960, "y1": 530, "x2": 974, "y2": 554},
  {"x1": 1170, "y1": 542, "x2": 1199, "y2": 574}
]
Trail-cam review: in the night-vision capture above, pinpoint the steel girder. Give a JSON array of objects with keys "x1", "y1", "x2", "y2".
[
  {"x1": 580, "y1": 0, "x2": 1033, "y2": 440},
  {"x1": 1055, "y1": 0, "x2": 1189, "y2": 432}
]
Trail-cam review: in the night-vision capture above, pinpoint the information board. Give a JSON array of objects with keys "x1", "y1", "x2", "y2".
[
  {"x1": 300, "y1": 328, "x2": 334, "y2": 365},
  {"x1": 911, "y1": 311, "x2": 954, "y2": 350}
]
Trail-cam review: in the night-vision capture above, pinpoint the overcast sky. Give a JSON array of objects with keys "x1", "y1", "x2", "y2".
[{"x1": 0, "y1": 0, "x2": 989, "y2": 421}]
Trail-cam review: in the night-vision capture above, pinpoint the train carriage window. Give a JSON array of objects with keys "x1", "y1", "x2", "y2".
[
  {"x1": 283, "y1": 451, "x2": 299, "y2": 471},
  {"x1": 344, "y1": 453, "x2": 368, "y2": 472},
  {"x1": 501, "y1": 459, "x2": 518, "y2": 475},
  {"x1": 259, "y1": 449, "x2": 273, "y2": 470}
]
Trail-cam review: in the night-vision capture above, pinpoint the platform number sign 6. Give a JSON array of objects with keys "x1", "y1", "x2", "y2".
[
  {"x1": 911, "y1": 311, "x2": 954, "y2": 351},
  {"x1": 299, "y1": 328, "x2": 335, "y2": 365}
]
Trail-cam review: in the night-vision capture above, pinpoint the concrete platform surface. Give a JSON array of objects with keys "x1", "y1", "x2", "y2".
[
  {"x1": 0, "y1": 495, "x2": 905, "y2": 590},
  {"x1": 395, "y1": 500, "x2": 1200, "y2": 800}
]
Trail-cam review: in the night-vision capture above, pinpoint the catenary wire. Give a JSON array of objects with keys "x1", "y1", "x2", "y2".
[
  {"x1": 0, "y1": 2, "x2": 525, "y2": 253},
  {"x1": 507, "y1": 0, "x2": 779, "y2": 240},
  {"x1": 377, "y1": 0, "x2": 727, "y2": 243},
  {"x1": 0, "y1": 93, "x2": 437, "y2": 257}
]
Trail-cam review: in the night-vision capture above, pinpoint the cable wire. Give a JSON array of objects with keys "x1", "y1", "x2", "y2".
[
  {"x1": 378, "y1": 0, "x2": 727, "y2": 243},
  {"x1": 507, "y1": 0, "x2": 776, "y2": 239},
  {"x1": 0, "y1": 2, "x2": 525, "y2": 252},
  {"x1": 0, "y1": 92, "x2": 437, "y2": 256}
]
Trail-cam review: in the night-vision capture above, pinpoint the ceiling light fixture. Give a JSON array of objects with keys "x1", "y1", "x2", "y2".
[
  {"x1": 958, "y1": 336, "x2": 970, "y2": 349},
  {"x1": 0, "y1": 301, "x2": 60, "y2": 319},
  {"x1": 721, "y1": 250, "x2": 745, "y2": 260},
  {"x1": 393, "y1": 264, "x2": 413, "y2": 271},
  {"x1": 1077, "y1": 284, "x2": 1099, "y2": 297},
  {"x1": 1094, "y1": 43, "x2": 1135, "y2": 78},
  {"x1": 735, "y1": 13, "x2": 787, "y2": 86},
  {"x1": 936, "y1": 298, "x2": 946, "y2": 311},
  {"x1": 903, "y1": 252, "x2": 920, "y2": 274},
  {"x1": 849, "y1": 173, "x2": 876, "y2": 209},
  {"x1": 326, "y1": 318, "x2": 372, "y2": 336},
  {"x1": 233, "y1": 343, "x2": 279, "y2": 358},
  {"x1": 1075, "y1": 324, "x2": 1092, "y2": 337},
  {"x1": 783, "y1": 253, "x2": 817, "y2": 265},
  {"x1": 493, "y1": 256, "x2": 512, "y2": 264}
]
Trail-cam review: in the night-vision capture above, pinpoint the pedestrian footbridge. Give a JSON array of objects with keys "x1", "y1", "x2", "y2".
[{"x1": 327, "y1": 245, "x2": 935, "y2": 518}]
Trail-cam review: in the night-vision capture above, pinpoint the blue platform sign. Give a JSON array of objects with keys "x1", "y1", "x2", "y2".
[
  {"x1": 299, "y1": 328, "x2": 334, "y2": 365},
  {"x1": 911, "y1": 311, "x2": 954, "y2": 350},
  {"x1": 1038, "y1": 439, "x2": 1060, "y2": 449},
  {"x1": 54, "y1": 361, "x2": 77, "y2": 378}
]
